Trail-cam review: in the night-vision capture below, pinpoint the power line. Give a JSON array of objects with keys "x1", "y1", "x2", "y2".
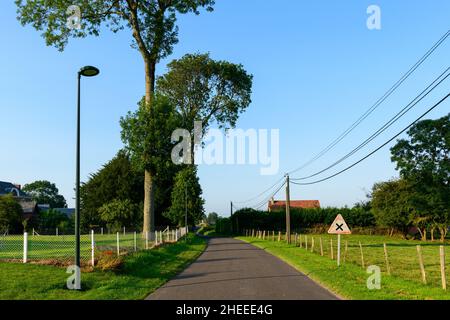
[
  {"x1": 237, "y1": 179, "x2": 286, "y2": 211},
  {"x1": 251, "y1": 180, "x2": 286, "y2": 210},
  {"x1": 288, "y1": 29, "x2": 450, "y2": 176},
  {"x1": 291, "y1": 67, "x2": 450, "y2": 181},
  {"x1": 291, "y1": 93, "x2": 450, "y2": 186},
  {"x1": 233, "y1": 176, "x2": 285, "y2": 205}
]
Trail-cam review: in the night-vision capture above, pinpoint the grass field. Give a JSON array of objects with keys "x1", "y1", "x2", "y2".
[
  {"x1": 0, "y1": 233, "x2": 206, "y2": 300},
  {"x1": 0, "y1": 233, "x2": 154, "y2": 263},
  {"x1": 237, "y1": 234, "x2": 450, "y2": 300}
]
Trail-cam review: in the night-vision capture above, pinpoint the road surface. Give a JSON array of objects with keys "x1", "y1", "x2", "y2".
[{"x1": 147, "y1": 237, "x2": 338, "y2": 300}]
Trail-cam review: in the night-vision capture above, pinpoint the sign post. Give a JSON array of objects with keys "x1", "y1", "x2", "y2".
[{"x1": 328, "y1": 214, "x2": 351, "y2": 267}]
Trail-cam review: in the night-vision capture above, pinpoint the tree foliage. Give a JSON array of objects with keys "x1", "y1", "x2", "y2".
[
  {"x1": 206, "y1": 212, "x2": 219, "y2": 225},
  {"x1": 164, "y1": 166, "x2": 204, "y2": 226},
  {"x1": 38, "y1": 209, "x2": 73, "y2": 234},
  {"x1": 390, "y1": 113, "x2": 450, "y2": 240},
  {"x1": 15, "y1": 0, "x2": 214, "y2": 57},
  {"x1": 120, "y1": 96, "x2": 181, "y2": 175},
  {"x1": 371, "y1": 179, "x2": 414, "y2": 238},
  {"x1": 157, "y1": 53, "x2": 253, "y2": 134},
  {"x1": 0, "y1": 195, "x2": 23, "y2": 233},
  {"x1": 98, "y1": 199, "x2": 141, "y2": 232},
  {"x1": 22, "y1": 180, "x2": 67, "y2": 208},
  {"x1": 80, "y1": 150, "x2": 144, "y2": 230}
]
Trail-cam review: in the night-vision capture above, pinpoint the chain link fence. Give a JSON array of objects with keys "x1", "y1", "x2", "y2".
[{"x1": 0, "y1": 227, "x2": 188, "y2": 266}]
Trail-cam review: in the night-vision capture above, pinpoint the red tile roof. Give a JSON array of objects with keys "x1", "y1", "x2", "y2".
[{"x1": 268, "y1": 200, "x2": 320, "y2": 211}]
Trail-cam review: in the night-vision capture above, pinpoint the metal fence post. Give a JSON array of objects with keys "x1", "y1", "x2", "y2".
[
  {"x1": 116, "y1": 232, "x2": 120, "y2": 256},
  {"x1": 91, "y1": 230, "x2": 95, "y2": 266},
  {"x1": 23, "y1": 232, "x2": 28, "y2": 263}
]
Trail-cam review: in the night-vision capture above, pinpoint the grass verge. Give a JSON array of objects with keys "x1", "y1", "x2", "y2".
[
  {"x1": 237, "y1": 236, "x2": 450, "y2": 300},
  {"x1": 0, "y1": 233, "x2": 206, "y2": 300}
]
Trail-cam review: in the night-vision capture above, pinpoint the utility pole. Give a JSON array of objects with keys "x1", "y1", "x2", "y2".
[{"x1": 285, "y1": 174, "x2": 291, "y2": 244}]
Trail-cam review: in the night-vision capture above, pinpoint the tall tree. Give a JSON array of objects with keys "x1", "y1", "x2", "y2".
[
  {"x1": 80, "y1": 150, "x2": 143, "y2": 231},
  {"x1": 164, "y1": 166, "x2": 204, "y2": 226},
  {"x1": 156, "y1": 53, "x2": 253, "y2": 160},
  {"x1": 371, "y1": 179, "x2": 414, "y2": 238},
  {"x1": 391, "y1": 114, "x2": 450, "y2": 241},
  {"x1": 22, "y1": 180, "x2": 67, "y2": 208},
  {"x1": 16, "y1": 0, "x2": 215, "y2": 234},
  {"x1": 121, "y1": 96, "x2": 181, "y2": 226}
]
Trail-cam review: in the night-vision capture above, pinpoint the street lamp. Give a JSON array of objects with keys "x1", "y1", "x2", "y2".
[{"x1": 75, "y1": 65, "x2": 99, "y2": 289}]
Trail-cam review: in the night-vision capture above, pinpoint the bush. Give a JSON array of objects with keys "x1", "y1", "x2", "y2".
[
  {"x1": 232, "y1": 206, "x2": 376, "y2": 232},
  {"x1": 0, "y1": 195, "x2": 23, "y2": 233},
  {"x1": 95, "y1": 250, "x2": 123, "y2": 271}
]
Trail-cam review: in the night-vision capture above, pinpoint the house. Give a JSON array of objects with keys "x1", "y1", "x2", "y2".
[
  {"x1": 0, "y1": 181, "x2": 39, "y2": 219},
  {"x1": 268, "y1": 198, "x2": 320, "y2": 212}
]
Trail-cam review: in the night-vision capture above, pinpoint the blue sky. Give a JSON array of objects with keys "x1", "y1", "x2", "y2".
[{"x1": 0, "y1": 1, "x2": 449, "y2": 216}]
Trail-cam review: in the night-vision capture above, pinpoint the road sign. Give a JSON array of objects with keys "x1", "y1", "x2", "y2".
[{"x1": 328, "y1": 214, "x2": 351, "y2": 235}]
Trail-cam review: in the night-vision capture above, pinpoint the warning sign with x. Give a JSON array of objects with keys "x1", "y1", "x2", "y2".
[{"x1": 328, "y1": 214, "x2": 351, "y2": 235}]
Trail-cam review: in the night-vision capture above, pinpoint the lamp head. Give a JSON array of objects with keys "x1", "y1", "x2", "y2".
[{"x1": 79, "y1": 66, "x2": 100, "y2": 77}]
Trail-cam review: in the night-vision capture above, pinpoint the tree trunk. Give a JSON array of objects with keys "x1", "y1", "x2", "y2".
[
  {"x1": 422, "y1": 228, "x2": 427, "y2": 241},
  {"x1": 142, "y1": 59, "x2": 157, "y2": 234},
  {"x1": 439, "y1": 227, "x2": 447, "y2": 243}
]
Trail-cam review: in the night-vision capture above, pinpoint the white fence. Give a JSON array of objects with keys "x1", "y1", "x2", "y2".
[{"x1": 0, "y1": 227, "x2": 189, "y2": 266}]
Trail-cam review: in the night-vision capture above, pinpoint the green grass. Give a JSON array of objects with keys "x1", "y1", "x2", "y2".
[
  {"x1": 0, "y1": 233, "x2": 153, "y2": 263},
  {"x1": 0, "y1": 234, "x2": 206, "y2": 300},
  {"x1": 237, "y1": 234, "x2": 450, "y2": 300}
]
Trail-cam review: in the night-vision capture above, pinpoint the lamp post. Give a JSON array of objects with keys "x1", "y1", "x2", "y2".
[{"x1": 75, "y1": 66, "x2": 99, "y2": 289}]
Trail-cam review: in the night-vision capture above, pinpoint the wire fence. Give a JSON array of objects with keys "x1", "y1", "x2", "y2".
[
  {"x1": 244, "y1": 229, "x2": 450, "y2": 290},
  {"x1": 0, "y1": 227, "x2": 188, "y2": 266}
]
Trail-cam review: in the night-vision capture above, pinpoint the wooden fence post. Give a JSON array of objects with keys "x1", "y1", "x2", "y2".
[
  {"x1": 330, "y1": 238, "x2": 334, "y2": 260},
  {"x1": 263, "y1": 230, "x2": 266, "y2": 240},
  {"x1": 311, "y1": 237, "x2": 315, "y2": 253},
  {"x1": 359, "y1": 242, "x2": 364, "y2": 268},
  {"x1": 440, "y1": 246, "x2": 446, "y2": 290},
  {"x1": 299, "y1": 234, "x2": 302, "y2": 248},
  {"x1": 344, "y1": 240, "x2": 348, "y2": 263},
  {"x1": 305, "y1": 235, "x2": 308, "y2": 250},
  {"x1": 320, "y1": 237, "x2": 324, "y2": 256},
  {"x1": 417, "y1": 245, "x2": 427, "y2": 284},
  {"x1": 134, "y1": 231, "x2": 137, "y2": 252},
  {"x1": 383, "y1": 243, "x2": 391, "y2": 275},
  {"x1": 278, "y1": 231, "x2": 281, "y2": 242},
  {"x1": 294, "y1": 233, "x2": 298, "y2": 246}
]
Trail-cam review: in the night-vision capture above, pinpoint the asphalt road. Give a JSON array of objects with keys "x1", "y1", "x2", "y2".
[{"x1": 147, "y1": 237, "x2": 338, "y2": 300}]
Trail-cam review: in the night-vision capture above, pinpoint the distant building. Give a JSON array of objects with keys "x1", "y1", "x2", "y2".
[
  {"x1": 268, "y1": 198, "x2": 321, "y2": 212},
  {"x1": 0, "y1": 181, "x2": 39, "y2": 219}
]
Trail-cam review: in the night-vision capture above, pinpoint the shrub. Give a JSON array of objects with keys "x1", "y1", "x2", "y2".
[{"x1": 95, "y1": 250, "x2": 123, "y2": 271}]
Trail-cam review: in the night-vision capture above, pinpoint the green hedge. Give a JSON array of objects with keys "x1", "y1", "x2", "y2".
[{"x1": 231, "y1": 207, "x2": 375, "y2": 232}]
